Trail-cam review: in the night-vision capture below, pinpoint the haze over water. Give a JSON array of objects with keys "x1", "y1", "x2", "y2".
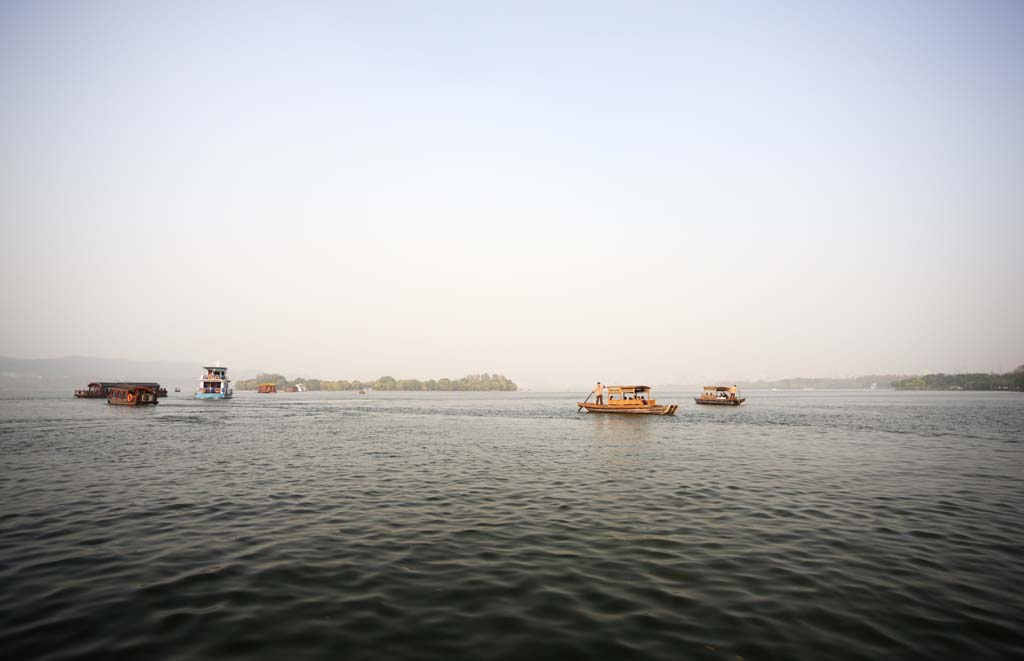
[
  {"x1": 2, "y1": 2, "x2": 1023, "y2": 387},
  {"x1": 2, "y1": 389, "x2": 1022, "y2": 659}
]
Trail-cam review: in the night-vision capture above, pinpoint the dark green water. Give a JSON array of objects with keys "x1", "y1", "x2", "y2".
[{"x1": 1, "y1": 389, "x2": 1022, "y2": 660}]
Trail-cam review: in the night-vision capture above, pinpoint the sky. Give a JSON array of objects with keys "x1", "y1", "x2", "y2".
[{"x1": 1, "y1": 1, "x2": 1022, "y2": 389}]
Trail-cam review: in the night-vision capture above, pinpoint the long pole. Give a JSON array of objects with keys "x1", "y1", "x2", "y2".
[{"x1": 578, "y1": 392, "x2": 592, "y2": 413}]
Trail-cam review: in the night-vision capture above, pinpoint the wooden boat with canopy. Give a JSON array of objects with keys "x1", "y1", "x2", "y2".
[
  {"x1": 107, "y1": 385, "x2": 159, "y2": 406},
  {"x1": 257, "y1": 383, "x2": 278, "y2": 393},
  {"x1": 76, "y1": 382, "x2": 166, "y2": 398},
  {"x1": 578, "y1": 385, "x2": 678, "y2": 415},
  {"x1": 695, "y1": 385, "x2": 745, "y2": 405}
]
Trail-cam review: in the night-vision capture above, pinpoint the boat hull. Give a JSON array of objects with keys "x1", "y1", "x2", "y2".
[
  {"x1": 195, "y1": 392, "x2": 232, "y2": 399},
  {"x1": 694, "y1": 398, "x2": 745, "y2": 406},
  {"x1": 578, "y1": 403, "x2": 678, "y2": 415}
]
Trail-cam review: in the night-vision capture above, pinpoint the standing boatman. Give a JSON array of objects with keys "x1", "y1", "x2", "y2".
[{"x1": 594, "y1": 381, "x2": 604, "y2": 404}]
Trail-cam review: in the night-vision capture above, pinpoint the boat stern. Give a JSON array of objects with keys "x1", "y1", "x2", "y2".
[{"x1": 194, "y1": 391, "x2": 229, "y2": 400}]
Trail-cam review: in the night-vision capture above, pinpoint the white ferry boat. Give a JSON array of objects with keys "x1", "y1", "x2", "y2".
[{"x1": 195, "y1": 365, "x2": 233, "y2": 399}]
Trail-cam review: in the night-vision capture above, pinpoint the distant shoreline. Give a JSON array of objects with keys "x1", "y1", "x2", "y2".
[
  {"x1": 2, "y1": 356, "x2": 1021, "y2": 392},
  {"x1": 892, "y1": 369, "x2": 1023, "y2": 391},
  {"x1": 235, "y1": 373, "x2": 517, "y2": 392}
]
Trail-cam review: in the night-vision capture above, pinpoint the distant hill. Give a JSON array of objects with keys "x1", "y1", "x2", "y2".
[
  {"x1": 0, "y1": 355, "x2": 212, "y2": 385},
  {"x1": 740, "y1": 375, "x2": 911, "y2": 390},
  {"x1": 653, "y1": 375, "x2": 910, "y2": 391},
  {"x1": 893, "y1": 369, "x2": 1024, "y2": 391}
]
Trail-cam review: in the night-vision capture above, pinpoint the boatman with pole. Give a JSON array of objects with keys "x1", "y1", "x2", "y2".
[{"x1": 594, "y1": 381, "x2": 604, "y2": 405}]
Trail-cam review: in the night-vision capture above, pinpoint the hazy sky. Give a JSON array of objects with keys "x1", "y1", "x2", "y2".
[{"x1": 2, "y1": 1, "x2": 1022, "y2": 388}]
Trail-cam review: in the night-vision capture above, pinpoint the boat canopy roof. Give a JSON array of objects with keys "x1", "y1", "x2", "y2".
[
  {"x1": 203, "y1": 366, "x2": 227, "y2": 371},
  {"x1": 89, "y1": 382, "x2": 161, "y2": 388},
  {"x1": 609, "y1": 385, "x2": 651, "y2": 392},
  {"x1": 703, "y1": 385, "x2": 738, "y2": 392}
]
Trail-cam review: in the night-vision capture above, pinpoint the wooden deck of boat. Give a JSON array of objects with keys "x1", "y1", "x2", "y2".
[
  {"x1": 694, "y1": 397, "x2": 746, "y2": 406},
  {"x1": 577, "y1": 403, "x2": 678, "y2": 415},
  {"x1": 107, "y1": 386, "x2": 159, "y2": 406}
]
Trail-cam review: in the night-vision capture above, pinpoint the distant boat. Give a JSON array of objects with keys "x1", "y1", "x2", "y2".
[
  {"x1": 174, "y1": 387, "x2": 181, "y2": 393},
  {"x1": 195, "y1": 365, "x2": 233, "y2": 399},
  {"x1": 287, "y1": 384, "x2": 306, "y2": 393},
  {"x1": 358, "y1": 389, "x2": 366, "y2": 395},
  {"x1": 578, "y1": 385, "x2": 678, "y2": 415},
  {"x1": 695, "y1": 385, "x2": 745, "y2": 406},
  {"x1": 74, "y1": 382, "x2": 108, "y2": 399},
  {"x1": 258, "y1": 383, "x2": 278, "y2": 394}
]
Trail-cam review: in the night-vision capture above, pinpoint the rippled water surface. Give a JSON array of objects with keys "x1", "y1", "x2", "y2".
[{"x1": 1, "y1": 389, "x2": 1022, "y2": 660}]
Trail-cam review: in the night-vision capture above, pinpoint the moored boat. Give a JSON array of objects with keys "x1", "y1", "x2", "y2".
[
  {"x1": 195, "y1": 365, "x2": 233, "y2": 399},
  {"x1": 695, "y1": 385, "x2": 745, "y2": 405},
  {"x1": 75, "y1": 382, "x2": 107, "y2": 398},
  {"x1": 258, "y1": 383, "x2": 278, "y2": 394},
  {"x1": 107, "y1": 385, "x2": 159, "y2": 406},
  {"x1": 76, "y1": 382, "x2": 164, "y2": 398},
  {"x1": 578, "y1": 385, "x2": 678, "y2": 415}
]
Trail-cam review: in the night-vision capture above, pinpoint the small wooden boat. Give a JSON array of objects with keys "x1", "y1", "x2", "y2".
[
  {"x1": 257, "y1": 383, "x2": 278, "y2": 394},
  {"x1": 695, "y1": 385, "x2": 745, "y2": 406},
  {"x1": 578, "y1": 385, "x2": 678, "y2": 415},
  {"x1": 108, "y1": 385, "x2": 159, "y2": 406}
]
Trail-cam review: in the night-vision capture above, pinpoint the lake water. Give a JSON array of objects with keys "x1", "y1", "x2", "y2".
[{"x1": 1, "y1": 389, "x2": 1022, "y2": 660}]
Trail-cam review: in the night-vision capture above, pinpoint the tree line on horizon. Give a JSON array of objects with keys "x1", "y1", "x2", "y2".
[
  {"x1": 741, "y1": 374, "x2": 908, "y2": 389},
  {"x1": 893, "y1": 365, "x2": 1024, "y2": 391},
  {"x1": 235, "y1": 372, "x2": 517, "y2": 392}
]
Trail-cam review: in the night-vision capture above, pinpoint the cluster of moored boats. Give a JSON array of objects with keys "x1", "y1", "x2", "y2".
[
  {"x1": 75, "y1": 365, "x2": 233, "y2": 406},
  {"x1": 73, "y1": 363, "x2": 357, "y2": 406},
  {"x1": 258, "y1": 383, "x2": 307, "y2": 393},
  {"x1": 76, "y1": 365, "x2": 745, "y2": 413},
  {"x1": 75, "y1": 382, "x2": 167, "y2": 406}
]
